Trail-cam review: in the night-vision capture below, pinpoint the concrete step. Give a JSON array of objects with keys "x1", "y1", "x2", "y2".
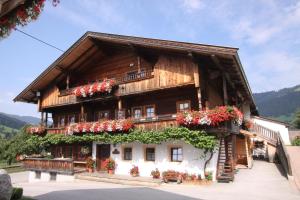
[{"x1": 75, "y1": 173, "x2": 161, "y2": 187}]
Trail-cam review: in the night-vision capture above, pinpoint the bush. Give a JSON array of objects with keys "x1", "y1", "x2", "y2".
[
  {"x1": 292, "y1": 138, "x2": 300, "y2": 146},
  {"x1": 11, "y1": 187, "x2": 23, "y2": 200}
]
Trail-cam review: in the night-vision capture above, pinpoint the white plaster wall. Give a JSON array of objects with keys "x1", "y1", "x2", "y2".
[
  {"x1": 242, "y1": 103, "x2": 251, "y2": 120},
  {"x1": 252, "y1": 117, "x2": 291, "y2": 145},
  {"x1": 28, "y1": 171, "x2": 74, "y2": 182},
  {"x1": 93, "y1": 140, "x2": 219, "y2": 181},
  {"x1": 56, "y1": 174, "x2": 75, "y2": 182}
]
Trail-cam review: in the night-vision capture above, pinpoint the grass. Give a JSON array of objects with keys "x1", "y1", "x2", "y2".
[{"x1": 0, "y1": 162, "x2": 25, "y2": 173}]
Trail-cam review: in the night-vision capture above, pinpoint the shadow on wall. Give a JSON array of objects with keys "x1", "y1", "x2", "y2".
[{"x1": 34, "y1": 187, "x2": 202, "y2": 200}]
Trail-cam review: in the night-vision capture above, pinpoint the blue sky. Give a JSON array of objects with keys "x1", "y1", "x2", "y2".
[{"x1": 1, "y1": 0, "x2": 300, "y2": 117}]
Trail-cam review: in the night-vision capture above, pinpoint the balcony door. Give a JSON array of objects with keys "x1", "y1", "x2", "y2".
[{"x1": 96, "y1": 144, "x2": 110, "y2": 171}]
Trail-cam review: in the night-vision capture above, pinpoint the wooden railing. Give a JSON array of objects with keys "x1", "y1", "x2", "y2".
[
  {"x1": 46, "y1": 114, "x2": 241, "y2": 134},
  {"x1": 23, "y1": 158, "x2": 74, "y2": 174},
  {"x1": 250, "y1": 122, "x2": 293, "y2": 177},
  {"x1": 251, "y1": 123, "x2": 278, "y2": 146},
  {"x1": 134, "y1": 114, "x2": 177, "y2": 131}
]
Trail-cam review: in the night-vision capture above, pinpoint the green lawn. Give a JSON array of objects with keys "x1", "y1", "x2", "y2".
[{"x1": 0, "y1": 162, "x2": 25, "y2": 173}]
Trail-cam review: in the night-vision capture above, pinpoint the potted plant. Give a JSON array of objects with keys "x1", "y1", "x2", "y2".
[
  {"x1": 105, "y1": 157, "x2": 116, "y2": 174},
  {"x1": 130, "y1": 165, "x2": 139, "y2": 177},
  {"x1": 204, "y1": 171, "x2": 213, "y2": 181},
  {"x1": 150, "y1": 168, "x2": 160, "y2": 179},
  {"x1": 86, "y1": 157, "x2": 95, "y2": 173}
]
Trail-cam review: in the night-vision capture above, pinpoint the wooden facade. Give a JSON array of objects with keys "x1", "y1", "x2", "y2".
[{"x1": 16, "y1": 32, "x2": 256, "y2": 180}]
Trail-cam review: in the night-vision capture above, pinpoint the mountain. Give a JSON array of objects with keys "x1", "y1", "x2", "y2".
[
  {"x1": 253, "y1": 84, "x2": 300, "y2": 123},
  {"x1": 3, "y1": 113, "x2": 40, "y2": 125},
  {"x1": 0, "y1": 112, "x2": 40, "y2": 139}
]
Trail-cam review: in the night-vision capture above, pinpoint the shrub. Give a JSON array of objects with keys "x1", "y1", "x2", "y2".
[
  {"x1": 129, "y1": 165, "x2": 139, "y2": 176},
  {"x1": 10, "y1": 187, "x2": 23, "y2": 200},
  {"x1": 86, "y1": 157, "x2": 95, "y2": 169},
  {"x1": 205, "y1": 171, "x2": 213, "y2": 181},
  {"x1": 292, "y1": 137, "x2": 300, "y2": 146},
  {"x1": 150, "y1": 168, "x2": 160, "y2": 179},
  {"x1": 104, "y1": 157, "x2": 116, "y2": 170}
]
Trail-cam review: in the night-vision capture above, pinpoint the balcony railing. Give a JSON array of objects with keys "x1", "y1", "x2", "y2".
[
  {"x1": 45, "y1": 113, "x2": 240, "y2": 135},
  {"x1": 59, "y1": 69, "x2": 154, "y2": 97},
  {"x1": 23, "y1": 158, "x2": 74, "y2": 174}
]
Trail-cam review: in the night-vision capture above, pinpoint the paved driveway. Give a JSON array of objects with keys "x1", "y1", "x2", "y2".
[{"x1": 12, "y1": 161, "x2": 300, "y2": 200}]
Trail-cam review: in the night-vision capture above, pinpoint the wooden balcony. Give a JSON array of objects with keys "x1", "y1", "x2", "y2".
[
  {"x1": 41, "y1": 70, "x2": 154, "y2": 109},
  {"x1": 23, "y1": 158, "x2": 74, "y2": 174},
  {"x1": 45, "y1": 114, "x2": 240, "y2": 135}
]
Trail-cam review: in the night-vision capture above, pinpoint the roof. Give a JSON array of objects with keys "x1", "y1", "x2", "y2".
[
  {"x1": 0, "y1": 0, "x2": 25, "y2": 18},
  {"x1": 13, "y1": 32, "x2": 256, "y2": 111}
]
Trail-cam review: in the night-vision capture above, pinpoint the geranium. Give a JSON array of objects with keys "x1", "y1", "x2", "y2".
[
  {"x1": 176, "y1": 106, "x2": 243, "y2": 127},
  {"x1": 65, "y1": 119, "x2": 134, "y2": 135},
  {"x1": 73, "y1": 79, "x2": 116, "y2": 98},
  {"x1": 0, "y1": 0, "x2": 59, "y2": 38},
  {"x1": 26, "y1": 125, "x2": 45, "y2": 135}
]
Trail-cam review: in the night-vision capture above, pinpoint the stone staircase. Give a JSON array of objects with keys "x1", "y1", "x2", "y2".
[{"x1": 217, "y1": 137, "x2": 234, "y2": 183}]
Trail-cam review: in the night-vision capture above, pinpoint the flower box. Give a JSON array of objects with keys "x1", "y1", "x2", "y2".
[
  {"x1": 73, "y1": 79, "x2": 116, "y2": 98},
  {"x1": 65, "y1": 119, "x2": 134, "y2": 135},
  {"x1": 26, "y1": 126, "x2": 46, "y2": 135},
  {"x1": 176, "y1": 106, "x2": 243, "y2": 128}
]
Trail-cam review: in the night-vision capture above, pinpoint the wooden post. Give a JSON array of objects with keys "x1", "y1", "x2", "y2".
[
  {"x1": 222, "y1": 73, "x2": 228, "y2": 105},
  {"x1": 118, "y1": 99, "x2": 122, "y2": 110},
  {"x1": 45, "y1": 112, "x2": 48, "y2": 127},
  {"x1": 41, "y1": 112, "x2": 44, "y2": 125},
  {"x1": 80, "y1": 104, "x2": 84, "y2": 122},
  {"x1": 193, "y1": 65, "x2": 202, "y2": 110},
  {"x1": 137, "y1": 56, "x2": 141, "y2": 73},
  {"x1": 66, "y1": 75, "x2": 70, "y2": 89},
  {"x1": 231, "y1": 135, "x2": 237, "y2": 169}
]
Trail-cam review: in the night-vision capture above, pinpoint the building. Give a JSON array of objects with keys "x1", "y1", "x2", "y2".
[{"x1": 15, "y1": 32, "x2": 257, "y2": 182}]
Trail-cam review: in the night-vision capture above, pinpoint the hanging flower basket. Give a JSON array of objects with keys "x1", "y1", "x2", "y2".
[
  {"x1": 65, "y1": 119, "x2": 134, "y2": 135},
  {"x1": 73, "y1": 79, "x2": 116, "y2": 98},
  {"x1": 0, "y1": 0, "x2": 60, "y2": 38},
  {"x1": 26, "y1": 125, "x2": 46, "y2": 135},
  {"x1": 176, "y1": 106, "x2": 243, "y2": 127}
]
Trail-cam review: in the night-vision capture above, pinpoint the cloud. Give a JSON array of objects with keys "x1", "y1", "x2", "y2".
[
  {"x1": 180, "y1": 0, "x2": 204, "y2": 13},
  {"x1": 243, "y1": 51, "x2": 300, "y2": 92}
]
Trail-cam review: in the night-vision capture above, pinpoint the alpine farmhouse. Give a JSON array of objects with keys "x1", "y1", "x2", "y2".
[{"x1": 14, "y1": 32, "x2": 257, "y2": 183}]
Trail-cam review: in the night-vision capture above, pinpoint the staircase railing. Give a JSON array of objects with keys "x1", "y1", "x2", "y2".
[{"x1": 251, "y1": 123, "x2": 293, "y2": 177}]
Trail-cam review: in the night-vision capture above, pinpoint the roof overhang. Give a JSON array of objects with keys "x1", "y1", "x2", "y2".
[{"x1": 14, "y1": 32, "x2": 256, "y2": 112}]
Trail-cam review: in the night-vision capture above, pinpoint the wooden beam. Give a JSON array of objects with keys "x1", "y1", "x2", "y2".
[
  {"x1": 80, "y1": 104, "x2": 84, "y2": 122},
  {"x1": 222, "y1": 73, "x2": 228, "y2": 105}
]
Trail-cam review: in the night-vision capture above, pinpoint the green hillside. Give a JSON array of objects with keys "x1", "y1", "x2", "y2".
[
  {"x1": 0, "y1": 125, "x2": 19, "y2": 139},
  {"x1": 253, "y1": 84, "x2": 300, "y2": 123}
]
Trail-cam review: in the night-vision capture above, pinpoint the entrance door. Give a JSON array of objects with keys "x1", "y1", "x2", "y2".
[{"x1": 96, "y1": 144, "x2": 110, "y2": 171}]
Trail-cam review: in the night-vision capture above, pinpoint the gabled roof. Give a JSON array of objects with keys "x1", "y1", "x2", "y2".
[{"x1": 13, "y1": 31, "x2": 256, "y2": 111}]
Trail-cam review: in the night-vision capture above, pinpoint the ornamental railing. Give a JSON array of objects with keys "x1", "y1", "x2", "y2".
[
  {"x1": 59, "y1": 69, "x2": 154, "y2": 97},
  {"x1": 23, "y1": 158, "x2": 74, "y2": 174}
]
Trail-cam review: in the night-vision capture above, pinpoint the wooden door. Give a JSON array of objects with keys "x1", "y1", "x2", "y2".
[{"x1": 96, "y1": 144, "x2": 111, "y2": 171}]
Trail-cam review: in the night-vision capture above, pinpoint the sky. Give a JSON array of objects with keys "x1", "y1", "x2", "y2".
[{"x1": 0, "y1": 0, "x2": 300, "y2": 117}]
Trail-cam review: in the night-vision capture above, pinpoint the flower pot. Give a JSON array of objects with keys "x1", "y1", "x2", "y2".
[
  {"x1": 132, "y1": 173, "x2": 139, "y2": 177},
  {"x1": 108, "y1": 169, "x2": 114, "y2": 175},
  {"x1": 87, "y1": 168, "x2": 93, "y2": 173}
]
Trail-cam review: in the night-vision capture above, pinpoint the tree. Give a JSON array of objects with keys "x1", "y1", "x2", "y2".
[{"x1": 293, "y1": 109, "x2": 300, "y2": 129}]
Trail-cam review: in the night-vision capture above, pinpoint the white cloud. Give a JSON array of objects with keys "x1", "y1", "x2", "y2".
[
  {"x1": 243, "y1": 51, "x2": 300, "y2": 92},
  {"x1": 181, "y1": 0, "x2": 204, "y2": 12}
]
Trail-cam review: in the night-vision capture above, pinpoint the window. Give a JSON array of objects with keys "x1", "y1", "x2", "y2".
[
  {"x1": 35, "y1": 171, "x2": 41, "y2": 179},
  {"x1": 132, "y1": 107, "x2": 142, "y2": 119},
  {"x1": 115, "y1": 109, "x2": 125, "y2": 120},
  {"x1": 177, "y1": 101, "x2": 191, "y2": 112},
  {"x1": 50, "y1": 172, "x2": 57, "y2": 181},
  {"x1": 170, "y1": 147, "x2": 183, "y2": 162},
  {"x1": 145, "y1": 147, "x2": 155, "y2": 161},
  {"x1": 68, "y1": 115, "x2": 75, "y2": 124},
  {"x1": 145, "y1": 105, "x2": 155, "y2": 118},
  {"x1": 123, "y1": 147, "x2": 132, "y2": 160},
  {"x1": 95, "y1": 111, "x2": 110, "y2": 121},
  {"x1": 58, "y1": 116, "x2": 65, "y2": 127}
]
